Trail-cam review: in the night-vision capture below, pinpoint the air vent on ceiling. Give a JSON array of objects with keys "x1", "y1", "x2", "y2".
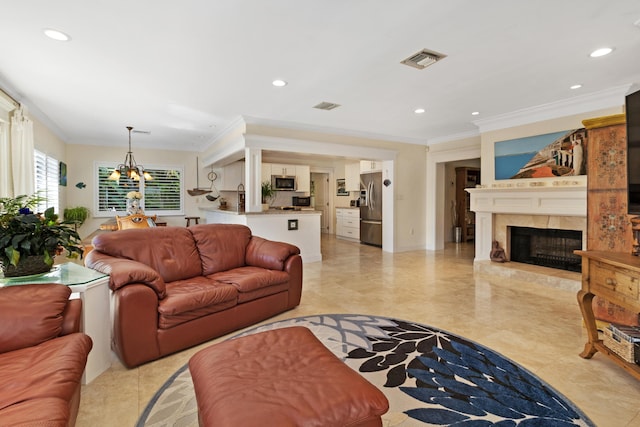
[
  {"x1": 401, "y1": 48, "x2": 446, "y2": 70},
  {"x1": 313, "y1": 101, "x2": 341, "y2": 111}
]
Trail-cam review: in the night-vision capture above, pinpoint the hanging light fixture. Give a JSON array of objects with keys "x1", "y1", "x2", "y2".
[{"x1": 108, "y1": 126, "x2": 153, "y2": 181}]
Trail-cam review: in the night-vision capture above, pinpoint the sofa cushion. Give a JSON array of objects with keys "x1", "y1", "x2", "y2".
[
  {"x1": 92, "y1": 227, "x2": 202, "y2": 283},
  {"x1": 208, "y1": 267, "x2": 290, "y2": 303},
  {"x1": 158, "y1": 277, "x2": 238, "y2": 329},
  {"x1": 189, "y1": 224, "x2": 252, "y2": 275},
  {"x1": 0, "y1": 333, "x2": 92, "y2": 413},
  {"x1": 0, "y1": 284, "x2": 71, "y2": 353}
]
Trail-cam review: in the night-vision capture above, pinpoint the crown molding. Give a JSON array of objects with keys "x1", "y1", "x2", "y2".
[
  {"x1": 426, "y1": 129, "x2": 479, "y2": 145},
  {"x1": 203, "y1": 115, "x2": 246, "y2": 152},
  {"x1": 472, "y1": 84, "x2": 633, "y2": 133},
  {"x1": 242, "y1": 115, "x2": 427, "y2": 145}
]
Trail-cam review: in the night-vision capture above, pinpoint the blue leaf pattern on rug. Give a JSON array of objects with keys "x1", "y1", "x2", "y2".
[{"x1": 346, "y1": 317, "x2": 590, "y2": 426}]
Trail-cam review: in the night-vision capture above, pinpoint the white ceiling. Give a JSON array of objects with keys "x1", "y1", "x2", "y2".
[{"x1": 1, "y1": 1, "x2": 639, "y2": 152}]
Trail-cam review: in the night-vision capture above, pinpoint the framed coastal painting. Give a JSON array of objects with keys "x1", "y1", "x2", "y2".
[{"x1": 494, "y1": 128, "x2": 587, "y2": 180}]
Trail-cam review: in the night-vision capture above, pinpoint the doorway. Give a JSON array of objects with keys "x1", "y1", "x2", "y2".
[
  {"x1": 311, "y1": 172, "x2": 330, "y2": 233},
  {"x1": 426, "y1": 145, "x2": 481, "y2": 251}
]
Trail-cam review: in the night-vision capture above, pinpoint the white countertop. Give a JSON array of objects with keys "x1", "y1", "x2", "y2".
[{"x1": 199, "y1": 206, "x2": 321, "y2": 215}]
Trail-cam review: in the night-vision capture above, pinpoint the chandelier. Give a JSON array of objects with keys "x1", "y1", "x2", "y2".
[{"x1": 108, "y1": 126, "x2": 152, "y2": 181}]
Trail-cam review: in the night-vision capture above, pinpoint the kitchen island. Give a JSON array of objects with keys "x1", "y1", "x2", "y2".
[{"x1": 200, "y1": 207, "x2": 322, "y2": 263}]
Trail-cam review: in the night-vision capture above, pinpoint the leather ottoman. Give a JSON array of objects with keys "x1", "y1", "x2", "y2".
[{"x1": 188, "y1": 326, "x2": 389, "y2": 427}]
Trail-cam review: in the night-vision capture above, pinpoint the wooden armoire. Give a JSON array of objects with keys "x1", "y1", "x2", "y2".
[{"x1": 581, "y1": 113, "x2": 638, "y2": 326}]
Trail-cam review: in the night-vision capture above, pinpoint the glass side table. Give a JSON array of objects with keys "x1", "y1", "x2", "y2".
[{"x1": 1, "y1": 262, "x2": 111, "y2": 384}]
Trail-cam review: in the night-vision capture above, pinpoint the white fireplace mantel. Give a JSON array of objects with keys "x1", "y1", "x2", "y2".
[{"x1": 468, "y1": 185, "x2": 587, "y2": 261}]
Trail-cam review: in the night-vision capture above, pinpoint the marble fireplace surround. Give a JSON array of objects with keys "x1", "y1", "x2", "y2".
[{"x1": 468, "y1": 185, "x2": 586, "y2": 291}]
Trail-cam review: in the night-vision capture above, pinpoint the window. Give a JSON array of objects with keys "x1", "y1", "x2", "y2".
[
  {"x1": 34, "y1": 149, "x2": 59, "y2": 214},
  {"x1": 96, "y1": 163, "x2": 184, "y2": 216}
]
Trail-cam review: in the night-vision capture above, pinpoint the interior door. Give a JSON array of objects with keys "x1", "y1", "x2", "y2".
[{"x1": 311, "y1": 172, "x2": 330, "y2": 233}]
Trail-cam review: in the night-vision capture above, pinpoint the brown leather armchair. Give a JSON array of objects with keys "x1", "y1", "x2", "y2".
[{"x1": 0, "y1": 283, "x2": 93, "y2": 426}]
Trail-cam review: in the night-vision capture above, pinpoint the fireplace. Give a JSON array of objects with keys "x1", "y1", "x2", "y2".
[
  {"x1": 468, "y1": 185, "x2": 586, "y2": 291},
  {"x1": 509, "y1": 226, "x2": 582, "y2": 272}
]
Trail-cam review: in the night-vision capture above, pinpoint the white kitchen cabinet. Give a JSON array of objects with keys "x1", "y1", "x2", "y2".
[
  {"x1": 345, "y1": 162, "x2": 360, "y2": 191},
  {"x1": 295, "y1": 165, "x2": 310, "y2": 192},
  {"x1": 360, "y1": 160, "x2": 382, "y2": 173},
  {"x1": 270, "y1": 164, "x2": 296, "y2": 176},
  {"x1": 336, "y1": 207, "x2": 360, "y2": 241},
  {"x1": 263, "y1": 163, "x2": 310, "y2": 192},
  {"x1": 220, "y1": 161, "x2": 245, "y2": 191}
]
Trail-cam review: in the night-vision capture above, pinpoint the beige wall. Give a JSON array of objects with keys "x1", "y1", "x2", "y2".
[{"x1": 31, "y1": 104, "x2": 624, "y2": 248}]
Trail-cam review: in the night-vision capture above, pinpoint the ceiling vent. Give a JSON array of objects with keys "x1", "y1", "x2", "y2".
[
  {"x1": 401, "y1": 49, "x2": 446, "y2": 70},
  {"x1": 313, "y1": 101, "x2": 341, "y2": 111}
]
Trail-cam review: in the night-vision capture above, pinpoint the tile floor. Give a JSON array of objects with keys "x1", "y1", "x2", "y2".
[{"x1": 77, "y1": 236, "x2": 640, "y2": 427}]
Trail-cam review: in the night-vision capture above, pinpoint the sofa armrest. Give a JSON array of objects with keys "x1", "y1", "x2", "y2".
[
  {"x1": 61, "y1": 299, "x2": 82, "y2": 335},
  {"x1": 111, "y1": 284, "x2": 163, "y2": 368},
  {"x1": 245, "y1": 236, "x2": 301, "y2": 271},
  {"x1": 85, "y1": 251, "x2": 167, "y2": 298}
]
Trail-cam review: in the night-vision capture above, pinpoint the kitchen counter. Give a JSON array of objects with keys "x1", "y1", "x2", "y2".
[{"x1": 200, "y1": 206, "x2": 322, "y2": 263}]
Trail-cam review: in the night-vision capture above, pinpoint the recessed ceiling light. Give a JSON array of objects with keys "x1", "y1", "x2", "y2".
[
  {"x1": 272, "y1": 79, "x2": 287, "y2": 87},
  {"x1": 471, "y1": 111, "x2": 480, "y2": 116},
  {"x1": 570, "y1": 84, "x2": 583, "y2": 90},
  {"x1": 590, "y1": 47, "x2": 613, "y2": 58},
  {"x1": 414, "y1": 108, "x2": 425, "y2": 114},
  {"x1": 43, "y1": 28, "x2": 71, "y2": 41}
]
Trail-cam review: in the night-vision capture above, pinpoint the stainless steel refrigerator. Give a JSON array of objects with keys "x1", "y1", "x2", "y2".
[{"x1": 359, "y1": 172, "x2": 382, "y2": 247}]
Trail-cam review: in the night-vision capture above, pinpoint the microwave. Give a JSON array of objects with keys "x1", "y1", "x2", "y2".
[
  {"x1": 292, "y1": 196, "x2": 311, "y2": 207},
  {"x1": 272, "y1": 175, "x2": 297, "y2": 191}
]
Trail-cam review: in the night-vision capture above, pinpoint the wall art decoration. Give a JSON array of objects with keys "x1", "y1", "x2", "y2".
[
  {"x1": 336, "y1": 178, "x2": 349, "y2": 196},
  {"x1": 494, "y1": 128, "x2": 587, "y2": 180},
  {"x1": 59, "y1": 162, "x2": 67, "y2": 186}
]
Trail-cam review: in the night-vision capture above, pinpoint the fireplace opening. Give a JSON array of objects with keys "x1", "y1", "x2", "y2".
[{"x1": 509, "y1": 226, "x2": 582, "y2": 272}]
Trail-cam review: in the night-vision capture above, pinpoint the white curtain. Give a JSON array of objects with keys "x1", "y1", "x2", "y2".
[
  {"x1": 8, "y1": 107, "x2": 34, "y2": 196},
  {"x1": 0, "y1": 120, "x2": 11, "y2": 197}
]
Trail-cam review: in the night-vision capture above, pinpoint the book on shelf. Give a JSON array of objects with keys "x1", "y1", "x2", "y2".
[{"x1": 608, "y1": 323, "x2": 640, "y2": 343}]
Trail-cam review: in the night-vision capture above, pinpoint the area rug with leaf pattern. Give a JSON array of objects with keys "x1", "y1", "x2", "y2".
[{"x1": 137, "y1": 314, "x2": 594, "y2": 427}]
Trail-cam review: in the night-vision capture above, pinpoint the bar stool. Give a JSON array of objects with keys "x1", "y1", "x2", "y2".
[{"x1": 185, "y1": 216, "x2": 200, "y2": 227}]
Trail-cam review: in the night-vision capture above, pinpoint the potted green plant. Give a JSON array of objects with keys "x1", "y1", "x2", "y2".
[
  {"x1": 261, "y1": 181, "x2": 275, "y2": 211},
  {"x1": 63, "y1": 206, "x2": 90, "y2": 231},
  {"x1": 0, "y1": 194, "x2": 83, "y2": 277}
]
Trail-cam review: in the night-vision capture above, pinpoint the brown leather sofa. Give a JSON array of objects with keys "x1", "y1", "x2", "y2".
[
  {"x1": 85, "y1": 223, "x2": 302, "y2": 368},
  {"x1": 0, "y1": 283, "x2": 93, "y2": 427}
]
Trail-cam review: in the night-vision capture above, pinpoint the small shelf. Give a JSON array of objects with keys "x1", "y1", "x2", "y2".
[{"x1": 593, "y1": 340, "x2": 640, "y2": 380}]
